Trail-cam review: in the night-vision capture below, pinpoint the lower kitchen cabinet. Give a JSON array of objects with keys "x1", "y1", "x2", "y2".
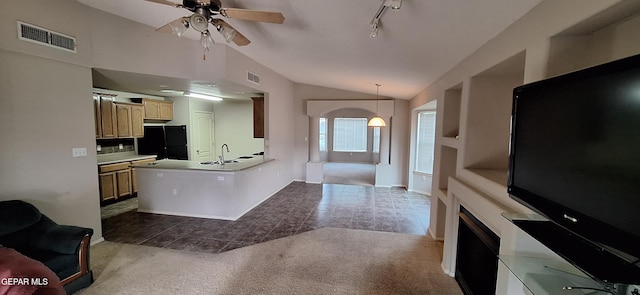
[
  {"x1": 98, "y1": 172, "x2": 117, "y2": 202},
  {"x1": 98, "y1": 162, "x2": 132, "y2": 204},
  {"x1": 98, "y1": 157, "x2": 156, "y2": 205}
]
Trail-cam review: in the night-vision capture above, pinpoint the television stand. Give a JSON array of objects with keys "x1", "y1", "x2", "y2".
[{"x1": 500, "y1": 213, "x2": 640, "y2": 294}]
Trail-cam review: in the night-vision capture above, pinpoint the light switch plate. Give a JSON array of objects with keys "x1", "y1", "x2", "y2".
[{"x1": 72, "y1": 147, "x2": 87, "y2": 157}]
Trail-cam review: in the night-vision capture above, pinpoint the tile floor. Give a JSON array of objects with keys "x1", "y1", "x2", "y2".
[{"x1": 102, "y1": 182, "x2": 432, "y2": 254}]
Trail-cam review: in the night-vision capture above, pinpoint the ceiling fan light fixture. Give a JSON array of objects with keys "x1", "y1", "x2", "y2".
[
  {"x1": 168, "y1": 17, "x2": 189, "y2": 37},
  {"x1": 183, "y1": 91, "x2": 223, "y2": 101},
  {"x1": 217, "y1": 25, "x2": 237, "y2": 43},
  {"x1": 200, "y1": 30, "x2": 215, "y2": 50},
  {"x1": 189, "y1": 13, "x2": 209, "y2": 32}
]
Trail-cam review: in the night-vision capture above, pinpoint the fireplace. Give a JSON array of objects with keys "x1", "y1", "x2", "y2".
[{"x1": 455, "y1": 206, "x2": 500, "y2": 295}]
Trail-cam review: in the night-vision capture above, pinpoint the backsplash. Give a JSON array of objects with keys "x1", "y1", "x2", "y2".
[{"x1": 96, "y1": 138, "x2": 135, "y2": 155}]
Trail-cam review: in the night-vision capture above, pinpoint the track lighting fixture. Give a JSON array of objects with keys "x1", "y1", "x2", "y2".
[{"x1": 368, "y1": 0, "x2": 401, "y2": 38}]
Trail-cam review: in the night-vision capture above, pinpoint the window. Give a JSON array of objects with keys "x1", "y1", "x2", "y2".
[
  {"x1": 333, "y1": 118, "x2": 367, "y2": 152},
  {"x1": 319, "y1": 118, "x2": 327, "y2": 151},
  {"x1": 415, "y1": 111, "x2": 436, "y2": 174}
]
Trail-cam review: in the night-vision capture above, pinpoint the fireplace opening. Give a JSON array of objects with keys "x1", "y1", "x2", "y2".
[{"x1": 455, "y1": 206, "x2": 500, "y2": 295}]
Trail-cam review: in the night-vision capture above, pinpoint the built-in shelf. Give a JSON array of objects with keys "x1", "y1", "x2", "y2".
[
  {"x1": 465, "y1": 168, "x2": 508, "y2": 188},
  {"x1": 462, "y1": 52, "x2": 524, "y2": 173},
  {"x1": 437, "y1": 146, "x2": 458, "y2": 193},
  {"x1": 546, "y1": 2, "x2": 640, "y2": 78},
  {"x1": 442, "y1": 84, "x2": 462, "y2": 138},
  {"x1": 440, "y1": 136, "x2": 460, "y2": 148}
]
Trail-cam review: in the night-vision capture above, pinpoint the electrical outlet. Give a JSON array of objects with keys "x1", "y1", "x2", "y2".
[
  {"x1": 72, "y1": 147, "x2": 87, "y2": 157},
  {"x1": 172, "y1": 188, "x2": 178, "y2": 196},
  {"x1": 118, "y1": 143, "x2": 124, "y2": 150}
]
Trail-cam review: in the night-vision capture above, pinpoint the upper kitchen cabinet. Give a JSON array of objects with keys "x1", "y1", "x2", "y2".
[
  {"x1": 251, "y1": 97, "x2": 264, "y2": 138},
  {"x1": 94, "y1": 94, "x2": 145, "y2": 139},
  {"x1": 115, "y1": 102, "x2": 144, "y2": 138},
  {"x1": 138, "y1": 98, "x2": 173, "y2": 121},
  {"x1": 94, "y1": 95, "x2": 118, "y2": 139}
]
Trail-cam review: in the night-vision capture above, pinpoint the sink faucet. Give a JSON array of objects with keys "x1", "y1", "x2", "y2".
[{"x1": 219, "y1": 144, "x2": 230, "y2": 165}]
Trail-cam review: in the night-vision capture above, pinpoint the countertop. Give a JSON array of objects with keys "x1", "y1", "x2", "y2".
[
  {"x1": 132, "y1": 156, "x2": 273, "y2": 172},
  {"x1": 97, "y1": 152, "x2": 158, "y2": 165}
]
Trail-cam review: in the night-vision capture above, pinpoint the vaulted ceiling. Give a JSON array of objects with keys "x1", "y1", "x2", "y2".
[{"x1": 79, "y1": 0, "x2": 543, "y2": 99}]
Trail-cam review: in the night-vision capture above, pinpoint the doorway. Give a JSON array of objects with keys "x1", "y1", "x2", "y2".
[{"x1": 192, "y1": 111, "x2": 215, "y2": 162}]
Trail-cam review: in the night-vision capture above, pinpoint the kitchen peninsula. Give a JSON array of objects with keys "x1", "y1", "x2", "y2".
[{"x1": 133, "y1": 156, "x2": 276, "y2": 220}]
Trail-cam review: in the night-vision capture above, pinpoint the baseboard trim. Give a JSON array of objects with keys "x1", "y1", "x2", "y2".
[{"x1": 90, "y1": 237, "x2": 105, "y2": 246}]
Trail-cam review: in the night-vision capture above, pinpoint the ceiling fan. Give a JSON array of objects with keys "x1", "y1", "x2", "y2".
[{"x1": 146, "y1": 0, "x2": 285, "y2": 51}]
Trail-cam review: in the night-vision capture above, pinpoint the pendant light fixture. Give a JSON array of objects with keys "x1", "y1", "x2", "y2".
[{"x1": 368, "y1": 84, "x2": 387, "y2": 127}]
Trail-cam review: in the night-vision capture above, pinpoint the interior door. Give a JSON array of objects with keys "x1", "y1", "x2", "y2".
[{"x1": 192, "y1": 111, "x2": 214, "y2": 162}]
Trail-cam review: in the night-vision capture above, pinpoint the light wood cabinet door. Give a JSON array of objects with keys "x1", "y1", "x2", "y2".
[
  {"x1": 159, "y1": 101, "x2": 173, "y2": 120},
  {"x1": 143, "y1": 99, "x2": 161, "y2": 119},
  {"x1": 142, "y1": 98, "x2": 173, "y2": 121},
  {"x1": 116, "y1": 169, "x2": 132, "y2": 197},
  {"x1": 94, "y1": 96, "x2": 102, "y2": 138},
  {"x1": 116, "y1": 104, "x2": 132, "y2": 138},
  {"x1": 131, "y1": 105, "x2": 145, "y2": 137},
  {"x1": 99, "y1": 172, "x2": 117, "y2": 202},
  {"x1": 100, "y1": 98, "x2": 118, "y2": 138}
]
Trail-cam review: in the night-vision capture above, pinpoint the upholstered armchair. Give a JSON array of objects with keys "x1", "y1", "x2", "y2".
[{"x1": 0, "y1": 200, "x2": 93, "y2": 294}]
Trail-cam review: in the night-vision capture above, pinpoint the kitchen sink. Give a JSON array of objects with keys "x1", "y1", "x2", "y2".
[{"x1": 200, "y1": 160, "x2": 238, "y2": 165}]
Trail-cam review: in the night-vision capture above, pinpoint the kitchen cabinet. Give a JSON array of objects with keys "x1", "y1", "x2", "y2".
[
  {"x1": 96, "y1": 96, "x2": 118, "y2": 138},
  {"x1": 115, "y1": 103, "x2": 144, "y2": 138},
  {"x1": 131, "y1": 158, "x2": 156, "y2": 193},
  {"x1": 251, "y1": 97, "x2": 264, "y2": 138},
  {"x1": 98, "y1": 162, "x2": 131, "y2": 204},
  {"x1": 140, "y1": 98, "x2": 173, "y2": 121},
  {"x1": 98, "y1": 157, "x2": 156, "y2": 204},
  {"x1": 98, "y1": 172, "x2": 117, "y2": 202}
]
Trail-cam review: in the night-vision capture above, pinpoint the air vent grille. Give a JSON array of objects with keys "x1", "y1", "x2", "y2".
[
  {"x1": 247, "y1": 71, "x2": 260, "y2": 85},
  {"x1": 17, "y1": 21, "x2": 77, "y2": 53}
]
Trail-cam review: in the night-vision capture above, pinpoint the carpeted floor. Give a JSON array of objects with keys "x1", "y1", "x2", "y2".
[{"x1": 78, "y1": 228, "x2": 462, "y2": 295}]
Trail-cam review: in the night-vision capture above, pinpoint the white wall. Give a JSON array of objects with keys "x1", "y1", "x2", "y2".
[
  {"x1": 213, "y1": 99, "x2": 264, "y2": 159},
  {"x1": 0, "y1": 49, "x2": 102, "y2": 238}
]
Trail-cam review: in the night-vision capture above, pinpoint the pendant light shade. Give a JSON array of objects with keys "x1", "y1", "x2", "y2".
[
  {"x1": 368, "y1": 84, "x2": 387, "y2": 127},
  {"x1": 368, "y1": 116, "x2": 386, "y2": 127}
]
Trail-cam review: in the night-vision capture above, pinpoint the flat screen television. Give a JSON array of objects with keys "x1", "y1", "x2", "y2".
[{"x1": 508, "y1": 53, "x2": 640, "y2": 284}]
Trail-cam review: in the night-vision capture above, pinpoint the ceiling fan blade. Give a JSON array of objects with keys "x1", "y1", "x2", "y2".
[
  {"x1": 220, "y1": 8, "x2": 285, "y2": 24},
  {"x1": 144, "y1": 0, "x2": 179, "y2": 7},
  {"x1": 156, "y1": 23, "x2": 173, "y2": 33},
  {"x1": 212, "y1": 19, "x2": 251, "y2": 46}
]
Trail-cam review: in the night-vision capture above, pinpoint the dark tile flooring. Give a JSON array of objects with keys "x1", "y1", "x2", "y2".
[{"x1": 102, "y1": 182, "x2": 431, "y2": 254}]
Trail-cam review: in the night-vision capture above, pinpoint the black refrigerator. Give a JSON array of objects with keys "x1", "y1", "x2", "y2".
[{"x1": 137, "y1": 125, "x2": 188, "y2": 160}]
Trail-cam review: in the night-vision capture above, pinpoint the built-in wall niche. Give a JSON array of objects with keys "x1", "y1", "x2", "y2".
[
  {"x1": 546, "y1": 5, "x2": 640, "y2": 78},
  {"x1": 96, "y1": 138, "x2": 135, "y2": 155},
  {"x1": 442, "y1": 84, "x2": 462, "y2": 140},
  {"x1": 437, "y1": 145, "x2": 458, "y2": 196},
  {"x1": 462, "y1": 51, "x2": 525, "y2": 186}
]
